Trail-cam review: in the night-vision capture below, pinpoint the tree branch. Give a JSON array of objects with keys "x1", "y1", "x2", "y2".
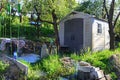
[
  {"x1": 114, "y1": 11, "x2": 120, "y2": 27},
  {"x1": 34, "y1": 5, "x2": 53, "y2": 24},
  {"x1": 103, "y1": 0, "x2": 109, "y2": 19},
  {"x1": 109, "y1": 0, "x2": 115, "y2": 21}
]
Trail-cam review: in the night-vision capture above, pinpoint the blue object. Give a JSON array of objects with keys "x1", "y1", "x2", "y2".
[{"x1": 30, "y1": 21, "x2": 41, "y2": 25}]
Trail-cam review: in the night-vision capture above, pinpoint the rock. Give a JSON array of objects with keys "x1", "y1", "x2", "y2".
[
  {"x1": 59, "y1": 60, "x2": 111, "y2": 80},
  {"x1": 105, "y1": 75, "x2": 112, "y2": 80},
  {"x1": 0, "y1": 55, "x2": 26, "y2": 80},
  {"x1": 60, "y1": 57, "x2": 75, "y2": 67},
  {"x1": 96, "y1": 70, "x2": 104, "y2": 79},
  {"x1": 15, "y1": 60, "x2": 28, "y2": 75},
  {"x1": 99, "y1": 77, "x2": 106, "y2": 80},
  {"x1": 76, "y1": 61, "x2": 111, "y2": 80},
  {"x1": 60, "y1": 57, "x2": 71, "y2": 61},
  {"x1": 79, "y1": 61, "x2": 91, "y2": 66},
  {"x1": 109, "y1": 54, "x2": 120, "y2": 78},
  {"x1": 78, "y1": 66, "x2": 92, "y2": 72},
  {"x1": 90, "y1": 69, "x2": 98, "y2": 79},
  {"x1": 77, "y1": 71, "x2": 90, "y2": 80},
  {"x1": 91, "y1": 67, "x2": 100, "y2": 71},
  {"x1": 41, "y1": 43, "x2": 49, "y2": 58}
]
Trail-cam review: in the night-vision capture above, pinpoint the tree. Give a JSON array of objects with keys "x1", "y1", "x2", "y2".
[
  {"x1": 103, "y1": 0, "x2": 120, "y2": 50},
  {"x1": 115, "y1": 20, "x2": 120, "y2": 42},
  {"x1": 76, "y1": 0, "x2": 103, "y2": 18},
  {"x1": 23, "y1": 0, "x2": 77, "y2": 52}
]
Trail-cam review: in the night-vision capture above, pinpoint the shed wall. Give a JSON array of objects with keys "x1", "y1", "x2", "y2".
[
  {"x1": 104, "y1": 22, "x2": 110, "y2": 49},
  {"x1": 92, "y1": 18, "x2": 110, "y2": 51}
]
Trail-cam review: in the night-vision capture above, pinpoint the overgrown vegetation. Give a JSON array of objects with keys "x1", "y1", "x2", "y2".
[
  {"x1": 0, "y1": 0, "x2": 120, "y2": 79},
  {"x1": 19, "y1": 54, "x2": 75, "y2": 80},
  {"x1": 0, "y1": 60, "x2": 9, "y2": 79},
  {"x1": 0, "y1": 24, "x2": 54, "y2": 41},
  {"x1": 15, "y1": 48, "x2": 120, "y2": 79},
  {"x1": 70, "y1": 48, "x2": 120, "y2": 79}
]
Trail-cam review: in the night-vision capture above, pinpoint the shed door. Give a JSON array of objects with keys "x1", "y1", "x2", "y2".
[{"x1": 64, "y1": 18, "x2": 83, "y2": 51}]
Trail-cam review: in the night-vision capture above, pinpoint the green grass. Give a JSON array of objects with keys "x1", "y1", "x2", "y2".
[
  {"x1": 14, "y1": 48, "x2": 120, "y2": 80},
  {"x1": 70, "y1": 49, "x2": 120, "y2": 79},
  {"x1": 0, "y1": 60, "x2": 9, "y2": 79},
  {"x1": 18, "y1": 54, "x2": 75, "y2": 80},
  {"x1": 0, "y1": 48, "x2": 119, "y2": 80}
]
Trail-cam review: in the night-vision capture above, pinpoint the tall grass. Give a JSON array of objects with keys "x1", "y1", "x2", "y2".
[
  {"x1": 19, "y1": 48, "x2": 120, "y2": 79},
  {"x1": 19, "y1": 54, "x2": 75, "y2": 79},
  {"x1": 41, "y1": 54, "x2": 75, "y2": 79},
  {"x1": 70, "y1": 49, "x2": 119, "y2": 79}
]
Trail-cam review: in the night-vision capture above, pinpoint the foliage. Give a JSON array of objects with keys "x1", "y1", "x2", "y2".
[
  {"x1": 19, "y1": 54, "x2": 75, "y2": 79},
  {"x1": 21, "y1": 48, "x2": 120, "y2": 79},
  {"x1": 103, "y1": 0, "x2": 120, "y2": 50},
  {"x1": 40, "y1": 25, "x2": 54, "y2": 37},
  {"x1": 76, "y1": 0, "x2": 103, "y2": 18},
  {"x1": 115, "y1": 20, "x2": 120, "y2": 36},
  {"x1": 41, "y1": 54, "x2": 75, "y2": 79},
  {"x1": 0, "y1": 61, "x2": 9, "y2": 73},
  {"x1": 42, "y1": 54, "x2": 62, "y2": 78},
  {"x1": 70, "y1": 49, "x2": 120, "y2": 79},
  {"x1": 23, "y1": 0, "x2": 77, "y2": 47},
  {"x1": 23, "y1": 0, "x2": 77, "y2": 21},
  {"x1": 110, "y1": 72, "x2": 117, "y2": 80},
  {"x1": 0, "y1": 23, "x2": 54, "y2": 41},
  {"x1": 0, "y1": 61, "x2": 9, "y2": 79}
]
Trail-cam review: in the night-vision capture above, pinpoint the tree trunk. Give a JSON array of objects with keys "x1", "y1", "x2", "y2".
[
  {"x1": 109, "y1": 24, "x2": 115, "y2": 50},
  {"x1": 36, "y1": 25, "x2": 40, "y2": 38},
  {"x1": 36, "y1": 13, "x2": 40, "y2": 38},
  {"x1": 53, "y1": 23, "x2": 60, "y2": 53},
  {"x1": 52, "y1": 10, "x2": 60, "y2": 53}
]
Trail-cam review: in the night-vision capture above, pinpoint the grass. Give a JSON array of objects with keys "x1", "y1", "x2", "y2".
[
  {"x1": 18, "y1": 48, "x2": 120, "y2": 79},
  {"x1": 70, "y1": 48, "x2": 120, "y2": 79},
  {"x1": 0, "y1": 60, "x2": 9, "y2": 79},
  {"x1": 1, "y1": 47, "x2": 120, "y2": 79},
  {"x1": 18, "y1": 54, "x2": 75, "y2": 80}
]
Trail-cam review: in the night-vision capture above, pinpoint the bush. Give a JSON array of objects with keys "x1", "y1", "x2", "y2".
[
  {"x1": 0, "y1": 61, "x2": 9, "y2": 73},
  {"x1": 19, "y1": 54, "x2": 75, "y2": 79},
  {"x1": 42, "y1": 54, "x2": 63, "y2": 79},
  {"x1": 0, "y1": 61, "x2": 9, "y2": 79},
  {"x1": 70, "y1": 49, "x2": 118, "y2": 79}
]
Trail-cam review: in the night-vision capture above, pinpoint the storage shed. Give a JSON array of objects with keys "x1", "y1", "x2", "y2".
[{"x1": 59, "y1": 11, "x2": 110, "y2": 52}]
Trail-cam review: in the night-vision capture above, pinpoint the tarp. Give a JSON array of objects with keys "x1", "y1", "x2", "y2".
[{"x1": 18, "y1": 54, "x2": 40, "y2": 63}]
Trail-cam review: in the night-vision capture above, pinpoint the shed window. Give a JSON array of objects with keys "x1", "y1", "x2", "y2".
[{"x1": 97, "y1": 23, "x2": 102, "y2": 33}]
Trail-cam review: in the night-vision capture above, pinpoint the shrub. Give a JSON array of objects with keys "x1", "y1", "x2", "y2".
[
  {"x1": 70, "y1": 49, "x2": 118, "y2": 79},
  {"x1": 0, "y1": 61, "x2": 9, "y2": 80},
  {"x1": 0, "y1": 61, "x2": 9, "y2": 73},
  {"x1": 41, "y1": 54, "x2": 75, "y2": 79}
]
